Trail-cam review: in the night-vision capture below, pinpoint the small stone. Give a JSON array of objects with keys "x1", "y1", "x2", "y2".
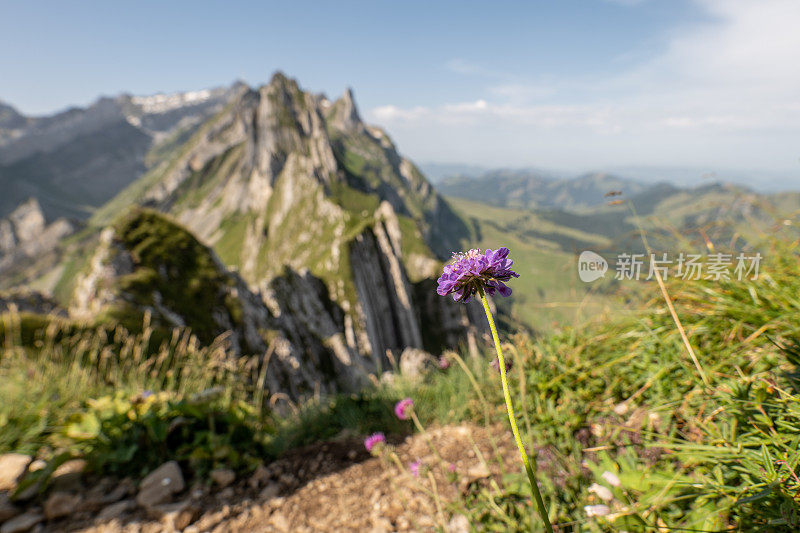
[
  {"x1": 43, "y1": 491, "x2": 82, "y2": 520},
  {"x1": 210, "y1": 468, "x2": 236, "y2": 488},
  {"x1": 84, "y1": 479, "x2": 133, "y2": 510},
  {"x1": 51, "y1": 459, "x2": 87, "y2": 491},
  {"x1": 140, "y1": 522, "x2": 163, "y2": 533},
  {"x1": 26, "y1": 461, "x2": 46, "y2": 473},
  {"x1": 136, "y1": 461, "x2": 185, "y2": 508},
  {"x1": 149, "y1": 500, "x2": 198, "y2": 531},
  {"x1": 53, "y1": 459, "x2": 87, "y2": 477},
  {"x1": 0, "y1": 493, "x2": 20, "y2": 522},
  {"x1": 193, "y1": 506, "x2": 230, "y2": 531},
  {"x1": 465, "y1": 464, "x2": 491, "y2": 482},
  {"x1": 218, "y1": 487, "x2": 234, "y2": 500},
  {"x1": 270, "y1": 512, "x2": 290, "y2": 532},
  {"x1": 248, "y1": 464, "x2": 270, "y2": 489},
  {"x1": 259, "y1": 482, "x2": 280, "y2": 501},
  {"x1": 0, "y1": 509, "x2": 43, "y2": 533},
  {"x1": 98, "y1": 499, "x2": 135, "y2": 521},
  {"x1": 0, "y1": 454, "x2": 31, "y2": 492}
]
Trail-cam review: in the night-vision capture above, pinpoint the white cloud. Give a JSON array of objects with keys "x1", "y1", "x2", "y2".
[{"x1": 365, "y1": 0, "x2": 800, "y2": 175}]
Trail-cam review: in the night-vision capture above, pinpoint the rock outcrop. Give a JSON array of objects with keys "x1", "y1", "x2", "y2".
[
  {"x1": 69, "y1": 210, "x2": 372, "y2": 398},
  {"x1": 0, "y1": 198, "x2": 75, "y2": 290}
]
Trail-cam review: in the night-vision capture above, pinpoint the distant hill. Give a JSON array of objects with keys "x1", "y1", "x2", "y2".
[{"x1": 438, "y1": 169, "x2": 651, "y2": 211}]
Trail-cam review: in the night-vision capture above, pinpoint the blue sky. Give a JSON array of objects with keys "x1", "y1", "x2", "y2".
[{"x1": 2, "y1": 0, "x2": 798, "y2": 182}]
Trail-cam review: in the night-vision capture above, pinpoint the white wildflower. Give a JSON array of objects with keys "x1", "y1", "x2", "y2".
[
  {"x1": 584, "y1": 504, "x2": 611, "y2": 517},
  {"x1": 588, "y1": 482, "x2": 614, "y2": 501},
  {"x1": 602, "y1": 470, "x2": 621, "y2": 487}
]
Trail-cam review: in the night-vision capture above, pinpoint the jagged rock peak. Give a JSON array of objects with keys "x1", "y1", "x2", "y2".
[{"x1": 329, "y1": 87, "x2": 364, "y2": 134}]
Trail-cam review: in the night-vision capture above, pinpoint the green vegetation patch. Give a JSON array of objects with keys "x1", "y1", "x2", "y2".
[{"x1": 112, "y1": 209, "x2": 233, "y2": 343}]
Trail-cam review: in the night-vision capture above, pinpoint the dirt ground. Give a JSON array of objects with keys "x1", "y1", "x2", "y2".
[{"x1": 52, "y1": 424, "x2": 521, "y2": 533}]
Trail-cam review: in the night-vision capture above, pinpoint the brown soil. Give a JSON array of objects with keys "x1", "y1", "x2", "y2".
[{"x1": 53, "y1": 424, "x2": 521, "y2": 533}]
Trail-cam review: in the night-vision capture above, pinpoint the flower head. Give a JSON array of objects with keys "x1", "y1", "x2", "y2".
[
  {"x1": 364, "y1": 432, "x2": 386, "y2": 452},
  {"x1": 601, "y1": 471, "x2": 621, "y2": 487},
  {"x1": 588, "y1": 483, "x2": 614, "y2": 502},
  {"x1": 584, "y1": 504, "x2": 611, "y2": 517},
  {"x1": 409, "y1": 460, "x2": 421, "y2": 477},
  {"x1": 437, "y1": 247, "x2": 519, "y2": 303},
  {"x1": 438, "y1": 355, "x2": 451, "y2": 370},
  {"x1": 394, "y1": 398, "x2": 414, "y2": 420}
]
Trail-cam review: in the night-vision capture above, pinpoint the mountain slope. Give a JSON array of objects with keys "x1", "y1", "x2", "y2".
[{"x1": 0, "y1": 85, "x2": 244, "y2": 220}]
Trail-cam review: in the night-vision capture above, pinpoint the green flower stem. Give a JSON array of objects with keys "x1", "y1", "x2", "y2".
[{"x1": 479, "y1": 290, "x2": 553, "y2": 533}]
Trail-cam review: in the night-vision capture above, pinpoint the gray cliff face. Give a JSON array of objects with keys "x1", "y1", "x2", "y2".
[
  {"x1": 349, "y1": 212, "x2": 423, "y2": 366},
  {"x1": 0, "y1": 198, "x2": 75, "y2": 287}
]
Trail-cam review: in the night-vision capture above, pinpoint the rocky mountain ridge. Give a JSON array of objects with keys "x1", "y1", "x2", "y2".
[
  {"x1": 3, "y1": 73, "x2": 484, "y2": 400},
  {"x1": 0, "y1": 84, "x2": 245, "y2": 220}
]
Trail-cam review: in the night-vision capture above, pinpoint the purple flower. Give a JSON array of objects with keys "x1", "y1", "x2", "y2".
[
  {"x1": 438, "y1": 355, "x2": 451, "y2": 370},
  {"x1": 364, "y1": 432, "x2": 386, "y2": 452},
  {"x1": 436, "y1": 247, "x2": 519, "y2": 303},
  {"x1": 491, "y1": 357, "x2": 512, "y2": 373},
  {"x1": 394, "y1": 398, "x2": 414, "y2": 420},
  {"x1": 409, "y1": 460, "x2": 421, "y2": 477}
]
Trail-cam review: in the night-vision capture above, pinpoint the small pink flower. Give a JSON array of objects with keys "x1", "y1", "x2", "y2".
[
  {"x1": 364, "y1": 432, "x2": 386, "y2": 452},
  {"x1": 438, "y1": 356, "x2": 451, "y2": 370},
  {"x1": 394, "y1": 398, "x2": 414, "y2": 420},
  {"x1": 447, "y1": 463, "x2": 456, "y2": 473},
  {"x1": 409, "y1": 460, "x2": 421, "y2": 477}
]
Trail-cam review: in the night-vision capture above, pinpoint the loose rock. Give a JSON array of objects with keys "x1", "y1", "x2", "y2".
[
  {"x1": 0, "y1": 493, "x2": 20, "y2": 522},
  {"x1": 136, "y1": 461, "x2": 185, "y2": 508},
  {"x1": 43, "y1": 491, "x2": 81, "y2": 520},
  {"x1": 248, "y1": 464, "x2": 270, "y2": 489},
  {"x1": 97, "y1": 499, "x2": 135, "y2": 521},
  {"x1": 148, "y1": 500, "x2": 198, "y2": 531},
  {"x1": 0, "y1": 455, "x2": 31, "y2": 492},
  {"x1": 0, "y1": 509, "x2": 43, "y2": 533},
  {"x1": 210, "y1": 468, "x2": 236, "y2": 488}
]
